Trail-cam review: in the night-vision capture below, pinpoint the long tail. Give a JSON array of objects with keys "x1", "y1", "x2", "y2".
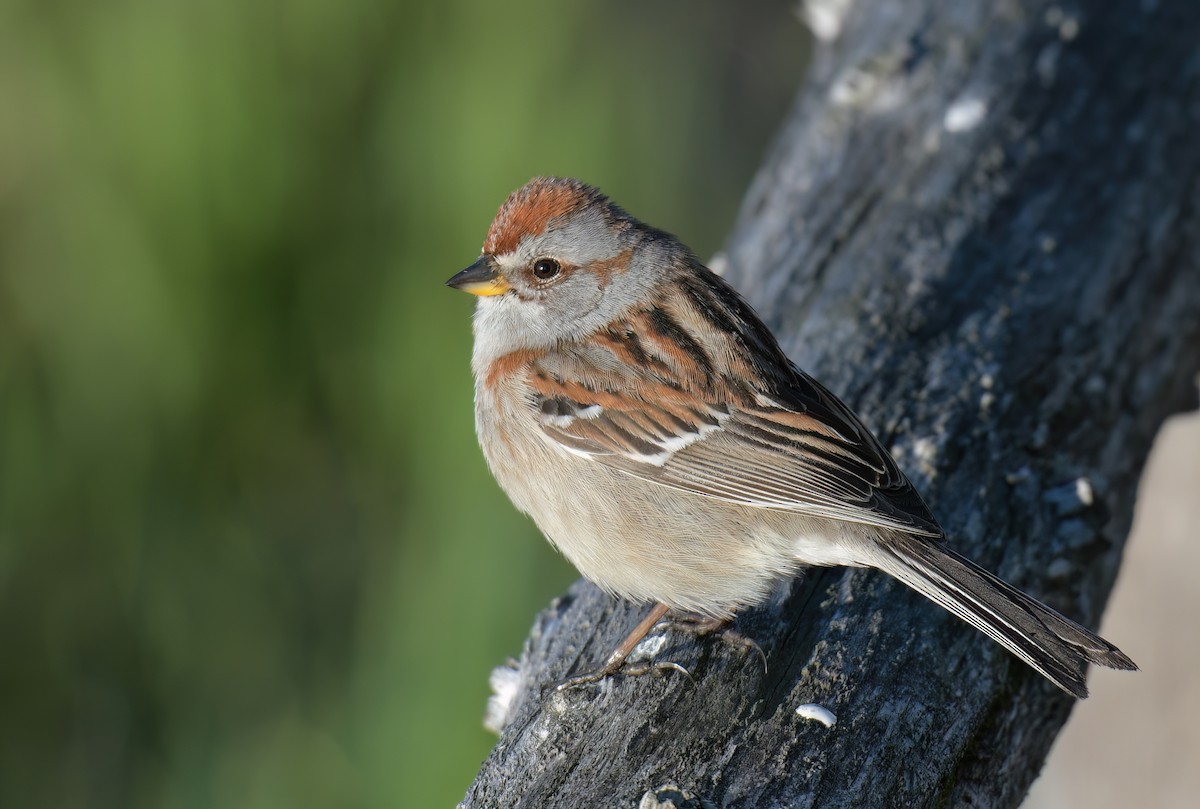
[{"x1": 871, "y1": 534, "x2": 1137, "y2": 698}]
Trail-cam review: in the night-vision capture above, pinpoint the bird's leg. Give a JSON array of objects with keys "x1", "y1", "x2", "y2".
[
  {"x1": 557, "y1": 604, "x2": 769, "y2": 689},
  {"x1": 666, "y1": 613, "x2": 730, "y2": 635},
  {"x1": 558, "y1": 602, "x2": 683, "y2": 689},
  {"x1": 666, "y1": 612, "x2": 768, "y2": 674}
]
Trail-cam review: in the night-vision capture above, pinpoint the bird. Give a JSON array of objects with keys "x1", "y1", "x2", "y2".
[{"x1": 446, "y1": 176, "x2": 1136, "y2": 698}]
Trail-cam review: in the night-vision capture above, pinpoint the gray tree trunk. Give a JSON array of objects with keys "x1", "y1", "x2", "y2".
[{"x1": 460, "y1": 0, "x2": 1200, "y2": 806}]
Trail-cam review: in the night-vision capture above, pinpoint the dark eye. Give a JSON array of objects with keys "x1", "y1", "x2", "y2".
[{"x1": 532, "y1": 258, "x2": 561, "y2": 280}]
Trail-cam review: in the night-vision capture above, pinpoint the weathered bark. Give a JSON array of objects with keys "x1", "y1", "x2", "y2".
[{"x1": 461, "y1": 0, "x2": 1200, "y2": 806}]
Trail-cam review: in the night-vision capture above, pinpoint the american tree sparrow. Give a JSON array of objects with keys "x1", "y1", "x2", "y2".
[{"x1": 447, "y1": 177, "x2": 1135, "y2": 697}]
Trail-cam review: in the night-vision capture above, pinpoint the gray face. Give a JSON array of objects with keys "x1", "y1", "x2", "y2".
[{"x1": 470, "y1": 206, "x2": 671, "y2": 369}]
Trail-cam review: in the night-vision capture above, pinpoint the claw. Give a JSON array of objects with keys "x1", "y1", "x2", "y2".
[
  {"x1": 667, "y1": 614, "x2": 768, "y2": 675},
  {"x1": 556, "y1": 657, "x2": 691, "y2": 690},
  {"x1": 555, "y1": 603, "x2": 766, "y2": 691}
]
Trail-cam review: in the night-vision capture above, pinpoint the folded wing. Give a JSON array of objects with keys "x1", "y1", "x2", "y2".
[{"x1": 529, "y1": 348, "x2": 941, "y2": 538}]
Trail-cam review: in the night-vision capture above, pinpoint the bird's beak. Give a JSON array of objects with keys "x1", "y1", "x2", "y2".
[{"x1": 445, "y1": 257, "x2": 511, "y2": 297}]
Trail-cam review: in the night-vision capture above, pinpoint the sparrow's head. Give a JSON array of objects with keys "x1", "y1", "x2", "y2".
[{"x1": 447, "y1": 177, "x2": 680, "y2": 355}]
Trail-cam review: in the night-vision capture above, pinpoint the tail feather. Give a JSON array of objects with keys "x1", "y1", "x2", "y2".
[{"x1": 873, "y1": 535, "x2": 1137, "y2": 698}]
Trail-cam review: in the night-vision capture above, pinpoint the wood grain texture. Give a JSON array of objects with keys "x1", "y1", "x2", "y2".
[{"x1": 462, "y1": 0, "x2": 1200, "y2": 806}]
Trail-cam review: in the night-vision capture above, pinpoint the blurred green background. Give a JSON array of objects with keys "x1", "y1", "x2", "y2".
[{"x1": 0, "y1": 1, "x2": 808, "y2": 806}]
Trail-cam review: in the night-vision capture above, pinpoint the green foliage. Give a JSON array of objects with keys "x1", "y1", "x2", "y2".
[{"x1": 0, "y1": 1, "x2": 807, "y2": 805}]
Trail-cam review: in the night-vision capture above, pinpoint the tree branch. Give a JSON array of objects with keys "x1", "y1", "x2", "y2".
[{"x1": 462, "y1": 0, "x2": 1200, "y2": 806}]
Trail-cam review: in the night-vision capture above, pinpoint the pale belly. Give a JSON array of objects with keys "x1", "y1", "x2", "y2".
[{"x1": 475, "y1": 387, "x2": 868, "y2": 616}]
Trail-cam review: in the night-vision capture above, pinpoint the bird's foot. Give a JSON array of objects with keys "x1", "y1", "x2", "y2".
[
  {"x1": 556, "y1": 655, "x2": 691, "y2": 690},
  {"x1": 666, "y1": 613, "x2": 768, "y2": 674}
]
